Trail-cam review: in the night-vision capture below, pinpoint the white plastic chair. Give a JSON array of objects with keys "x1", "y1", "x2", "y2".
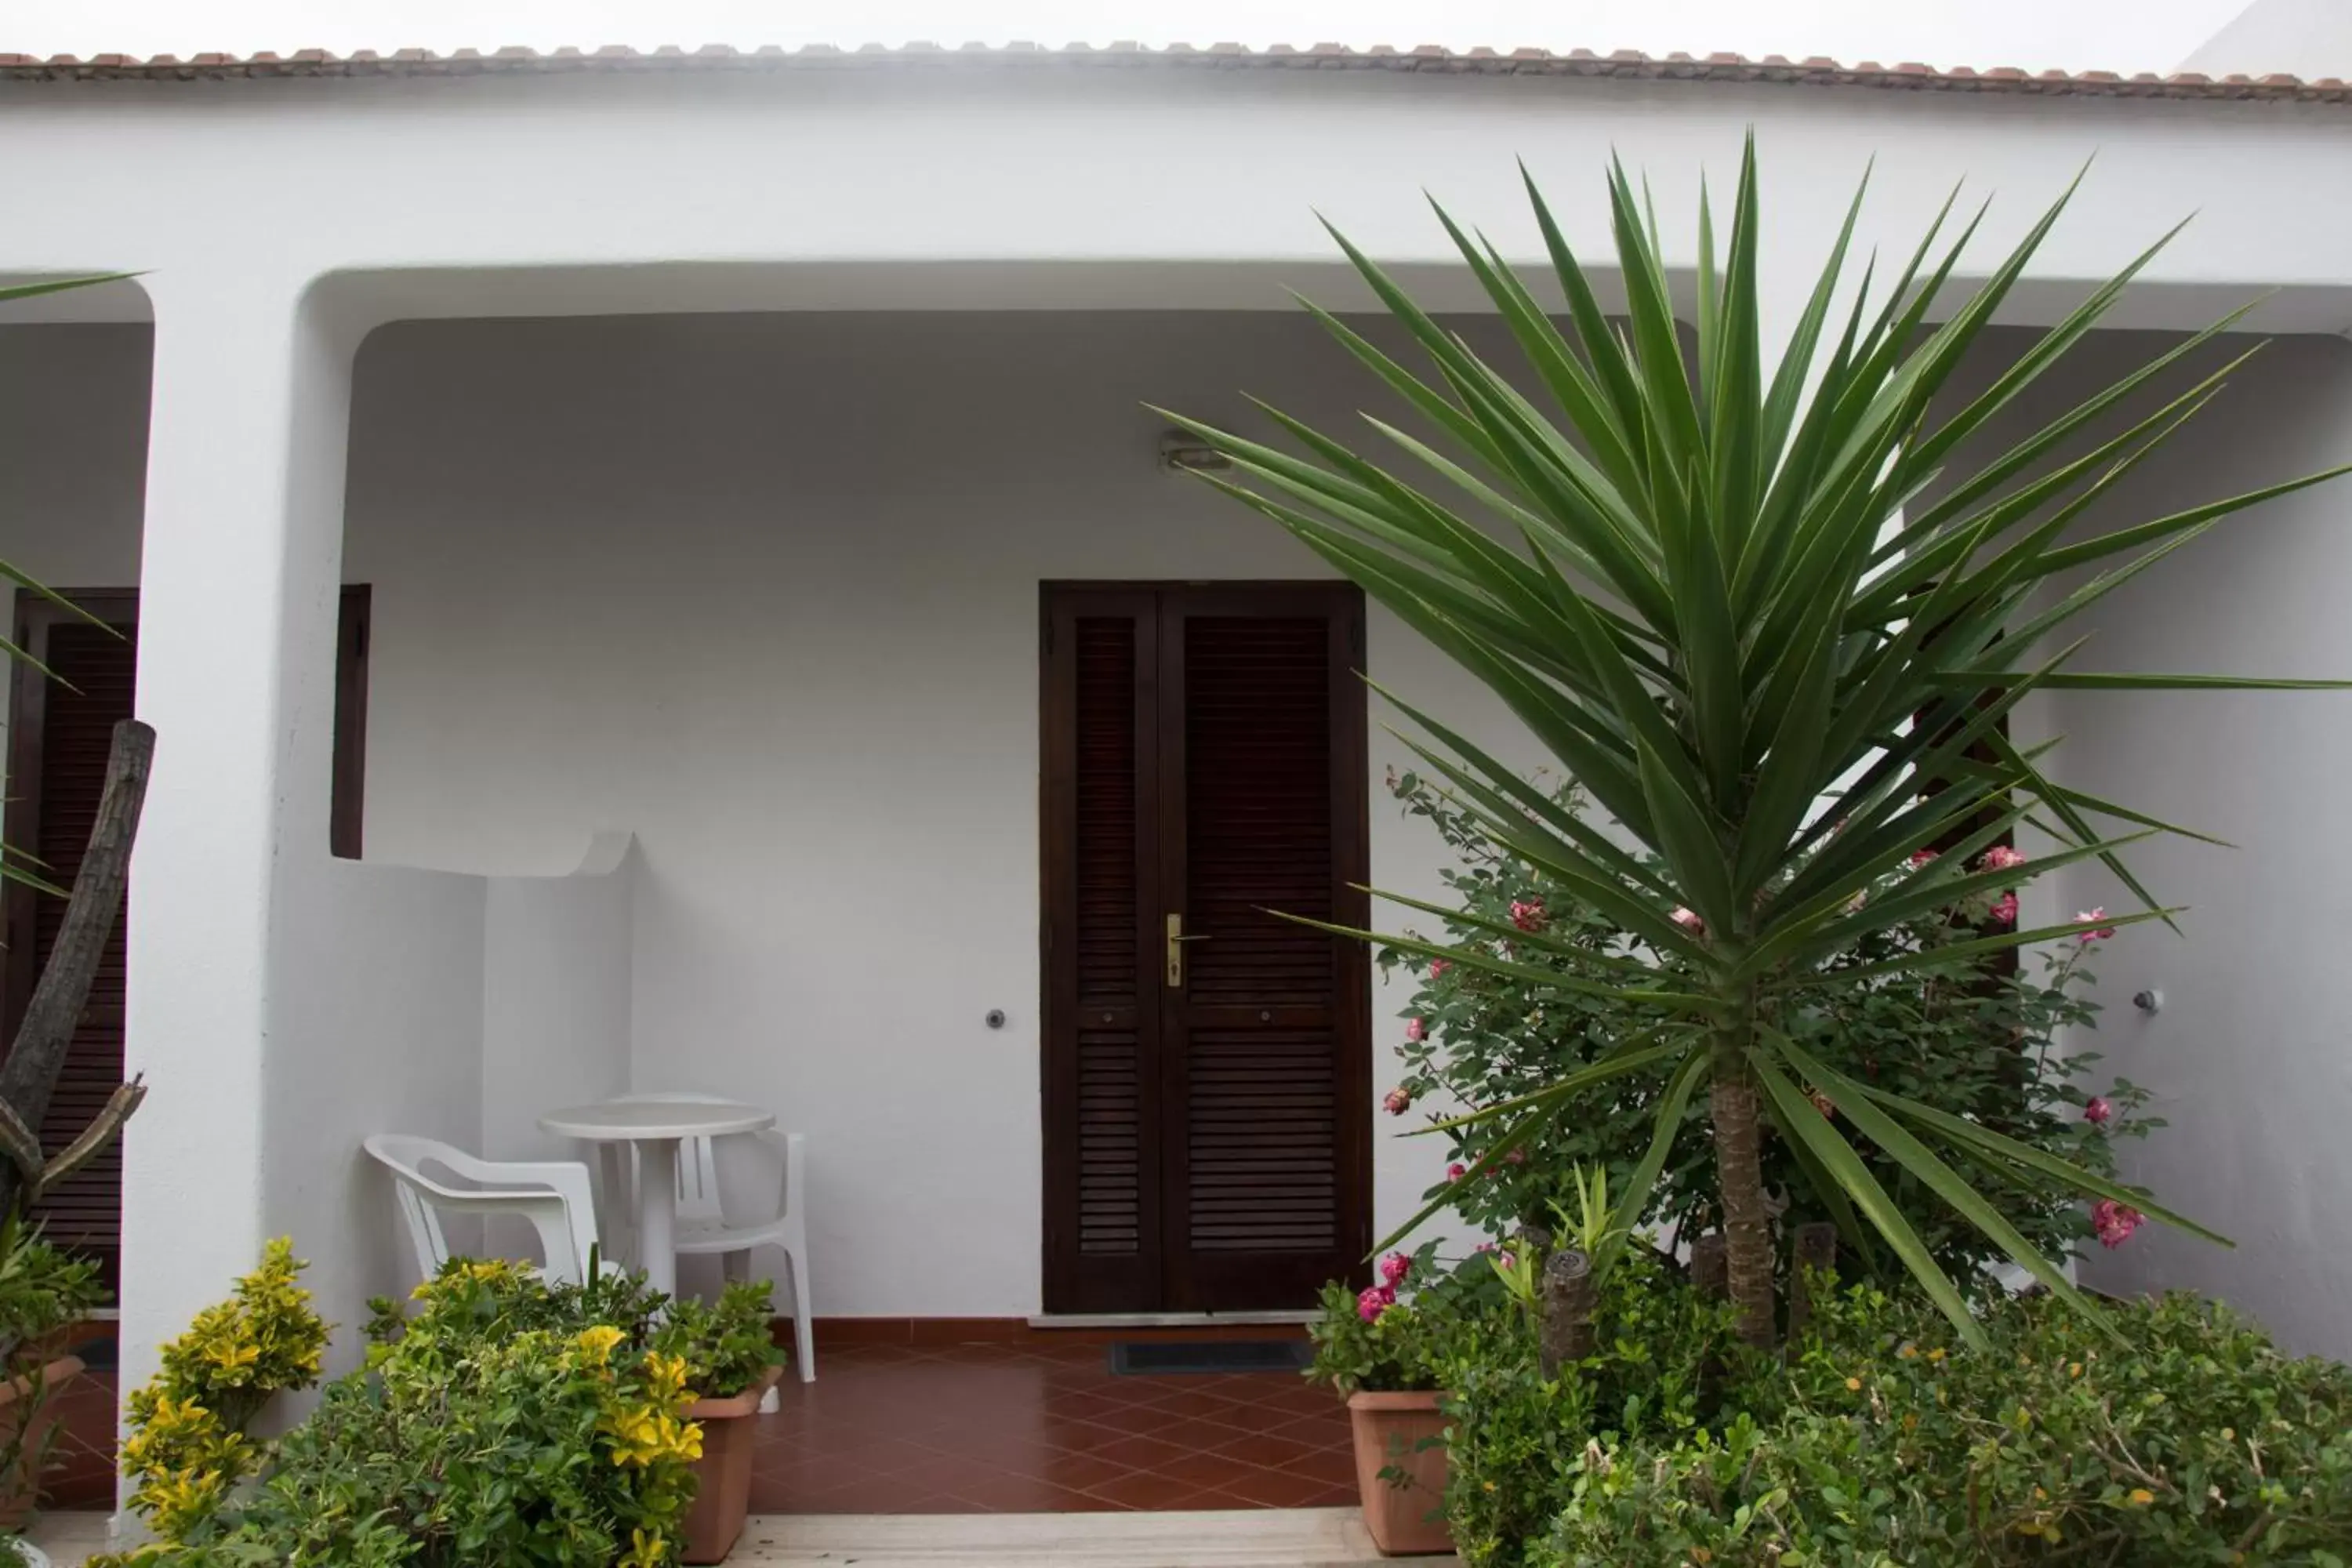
[
  {"x1": 363, "y1": 1134, "x2": 604, "y2": 1287},
  {"x1": 595, "y1": 1092, "x2": 815, "y2": 1382}
]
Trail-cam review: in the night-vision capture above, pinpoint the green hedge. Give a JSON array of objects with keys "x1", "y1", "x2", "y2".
[{"x1": 1446, "y1": 1269, "x2": 2352, "y2": 1566}]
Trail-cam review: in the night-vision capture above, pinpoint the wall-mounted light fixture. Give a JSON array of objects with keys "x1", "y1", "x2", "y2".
[{"x1": 1159, "y1": 430, "x2": 1232, "y2": 474}]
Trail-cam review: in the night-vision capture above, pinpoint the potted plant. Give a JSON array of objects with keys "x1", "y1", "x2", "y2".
[
  {"x1": 1308, "y1": 1244, "x2": 1467, "y2": 1555},
  {"x1": 0, "y1": 1220, "x2": 104, "y2": 1543},
  {"x1": 653, "y1": 1279, "x2": 788, "y2": 1565}
]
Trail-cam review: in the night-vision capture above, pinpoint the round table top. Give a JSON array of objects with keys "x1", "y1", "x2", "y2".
[{"x1": 539, "y1": 1099, "x2": 775, "y2": 1142}]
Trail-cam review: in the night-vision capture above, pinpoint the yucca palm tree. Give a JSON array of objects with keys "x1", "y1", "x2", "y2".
[{"x1": 1156, "y1": 138, "x2": 2352, "y2": 1350}]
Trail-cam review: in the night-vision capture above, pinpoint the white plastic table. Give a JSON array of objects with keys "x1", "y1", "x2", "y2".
[{"x1": 539, "y1": 1098, "x2": 775, "y2": 1298}]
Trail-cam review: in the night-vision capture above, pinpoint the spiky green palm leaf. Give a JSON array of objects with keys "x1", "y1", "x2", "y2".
[{"x1": 1160, "y1": 139, "x2": 2352, "y2": 1348}]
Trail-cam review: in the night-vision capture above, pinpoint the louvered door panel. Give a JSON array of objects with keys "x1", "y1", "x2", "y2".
[
  {"x1": 1160, "y1": 596, "x2": 1369, "y2": 1311},
  {"x1": 1182, "y1": 619, "x2": 1334, "y2": 1004},
  {"x1": 1185, "y1": 1029, "x2": 1339, "y2": 1251},
  {"x1": 1071, "y1": 619, "x2": 1145, "y2": 1259},
  {"x1": 1044, "y1": 597, "x2": 1163, "y2": 1311},
  {"x1": 7, "y1": 611, "x2": 137, "y2": 1276}
]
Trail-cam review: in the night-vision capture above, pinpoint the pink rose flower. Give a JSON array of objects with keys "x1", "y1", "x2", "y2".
[
  {"x1": 1670, "y1": 906, "x2": 1707, "y2": 938},
  {"x1": 1356, "y1": 1285, "x2": 1395, "y2": 1323},
  {"x1": 1991, "y1": 892, "x2": 2019, "y2": 926},
  {"x1": 1383, "y1": 1087, "x2": 1413, "y2": 1116},
  {"x1": 2092, "y1": 1198, "x2": 2143, "y2": 1248},
  {"x1": 2076, "y1": 908, "x2": 2116, "y2": 943},
  {"x1": 1446, "y1": 1162, "x2": 1467, "y2": 1182},
  {"x1": 1428, "y1": 959, "x2": 1451, "y2": 980},
  {"x1": 1380, "y1": 1253, "x2": 1412, "y2": 1288},
  {"x1": 1498, "y1": 1250, "x2": 1517, "y2": 1269},
  {"x1": 1979, "y1": 845, "x2": 2028, "y2": 873},
  {"x1": 1503, "y1": 1147, "x2": 1527, "y2": 1166},
  {"x1": 1909, "y1": 848, "x2": 1939, "y2": 868},
  {"x1": 1510, "y1": 899, "x2": 1548, "y2": 933},
  {"x1": 2084, "y1": 1096, "x2": 2113, "y2": 1126},
  {"x1": 1474, "y1": 1241, "x2": 1497, "y2": 1254},
  {"x1": 1404, "y1": 1018, "x2": 1426, "y2": 1044}
]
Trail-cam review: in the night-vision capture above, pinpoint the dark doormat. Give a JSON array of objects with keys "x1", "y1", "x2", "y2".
[{"x1": 1109, "y1": 1339, "x2": 1313, "y2": 1376}]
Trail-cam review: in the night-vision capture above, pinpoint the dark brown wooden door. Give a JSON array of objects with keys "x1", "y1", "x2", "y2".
[
  {"x1": 1042, "y1": 583, "x2": 1370, "y2": 1314},
  {"x1": 1, "y1": 586, "x2": 372, "y2": 1281}
]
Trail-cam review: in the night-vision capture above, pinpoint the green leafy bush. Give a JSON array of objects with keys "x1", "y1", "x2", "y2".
[
  {"x1": 0, "y1": 1218, "x2": 105, "y2": 1368},
  {"x1": 652, "y1": 1279, "x2": 787, "y2": 1399},
  {"x1": 103, "y1": 1251, "x2": 785, "y2": 1567},
  {"x1": 1446, "y1": 1262, "x2": 2352, "y2": 1566},
  {"x1": 1381, "y1": 769, "x2": 2156, "y2": 1280},
  {"x1": 1441, "y1": 1244, "x2": 1763, "y2": 1565}
]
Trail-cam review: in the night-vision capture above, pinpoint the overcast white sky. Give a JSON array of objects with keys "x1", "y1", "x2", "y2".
[{"x1": 5, "y1": 1, "x2": 2256, "y2": 77}]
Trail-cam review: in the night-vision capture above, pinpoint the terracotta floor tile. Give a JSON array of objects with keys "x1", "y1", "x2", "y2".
[
  {"x1": 755, "y1": 1336, "x2": 1360, "y2": 1516},
  {"x1": 1263, "y1": 1410, "x2": 1355, "y2": 1450},
  {"x1": 1214, "y1": 1465, "x2": 1358, "y2": 1509},
  {"x1": 1138, "y1": 1385, "x2": 1256, "y2": 1420},
  {"x1": 1276, "y1": 1446, "x2": 1362, "y2": 1489},
  {"x1": 956, "y1": 1477, "x2": 1125, "y2": 1513},
  {"x1": 1070, "y1": 1399, "x2": 1197, "y2": 1439},
  {"x1": 1076, "y1": 1468, "x2": 1220, "y2": 1510},
  {"x1": 996, "y1": 1448, "x2": 1142, "y2": 1492},
  {"x1": 1087, "y1": 1432, "x2": 1196, "y2": 1472},
  {"x1": 1135, "y1": 1416, "x2": 1261, "y2": 1451},
  {"x1": 1206, "y1": 1429, "x2": 1326, "y2": 1469},
  {"x1": 1145, "y1": 1447, "x2": 1263, "y2": 1493}
]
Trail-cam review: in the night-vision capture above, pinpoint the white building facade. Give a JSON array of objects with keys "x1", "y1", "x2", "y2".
[{"x1": 3, "y1": 44, "x2": 2352, "y2": 1403}]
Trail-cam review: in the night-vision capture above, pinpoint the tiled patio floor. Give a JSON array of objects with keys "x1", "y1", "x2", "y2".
[
  {"x1": 33, "y1": 1329, "x2": 1362, "y2": 1520},
  {"x1": 753, "y1": 1335, "x2": 1359, "y2": 1514}
]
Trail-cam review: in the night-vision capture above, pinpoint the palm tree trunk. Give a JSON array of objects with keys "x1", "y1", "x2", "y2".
[{"x1": 1710, "y1": 1056, "x2": 1778, "y2": 1348}]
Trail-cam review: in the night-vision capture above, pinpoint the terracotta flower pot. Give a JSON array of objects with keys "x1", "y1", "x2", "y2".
[
  {"x1": 0, "y1": 1356, "x2": 83, "y2": 1528},
  {"x1": 1345, "y1": 1388, "x2": 1452, "y2": 1556},
  {"x1": 680, "y1": 1364, "x2": 782, "y2": 1565}
]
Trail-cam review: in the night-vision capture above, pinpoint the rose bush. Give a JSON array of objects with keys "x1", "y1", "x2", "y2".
[{"x1": 1380, "y1": 768, "x2": 2157, "y2": 1284}]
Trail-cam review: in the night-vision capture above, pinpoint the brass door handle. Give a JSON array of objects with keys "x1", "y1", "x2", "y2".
[{"x1": 1165, "y1": 913, "x2": 1210, "y2": 987}]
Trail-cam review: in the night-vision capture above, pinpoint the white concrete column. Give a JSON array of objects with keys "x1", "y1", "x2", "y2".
[{"x1": 120, "y1": 270, "x2": 354, "y2": 1393}]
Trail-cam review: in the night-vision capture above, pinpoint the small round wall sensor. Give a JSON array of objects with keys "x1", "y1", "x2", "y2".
[
  {"x1": 2132, "y1": 989, "x2": 2163, "y2": 1015},
  {"x1": 985, "y1": 1009, "x2": 1008, "y2": 1029}
]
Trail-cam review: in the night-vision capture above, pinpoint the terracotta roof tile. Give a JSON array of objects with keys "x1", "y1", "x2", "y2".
[{"x1": 0, "y1": 41, "x2": 2344, "y2": 101}]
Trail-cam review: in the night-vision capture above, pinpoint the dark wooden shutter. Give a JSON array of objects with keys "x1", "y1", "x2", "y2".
[
  {"x1": 1043, "y1": 583, "x2": 1369, "y2": 1316},
  {"x1": 5, "y1": 597, "x2": 138, "y2": 1279},
  {"x1": 1160, "y1": 597, "x2": 1368, "y2": 1309},
  {"x1": 1072, "y1": 617, "x2": 1148, "y2": 1260},
  {"x1": 1042, "y1": 593, "x2": 1166, "y2": 1312},
  {"x1": 1178, "y1": 617, "x2": 1339, "y2": 1260}
]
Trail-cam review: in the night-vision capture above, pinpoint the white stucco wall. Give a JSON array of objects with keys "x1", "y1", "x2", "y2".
[
  {"x1": 1929, "y1": 325, "x2": 2352, "y2": 1360},
  {"x1": 10, "y1": 69, "x2": 2352, "y2": 336},
  {"x1": 481, "y1": 833, "x2": 638, "y2": 1169},
  {"x1": 343, "y1": 308, "x2": 1548, "y2": 1317},
  {"x1": 263, "y1": 858, "x2": 488, "y2": 1367}
]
